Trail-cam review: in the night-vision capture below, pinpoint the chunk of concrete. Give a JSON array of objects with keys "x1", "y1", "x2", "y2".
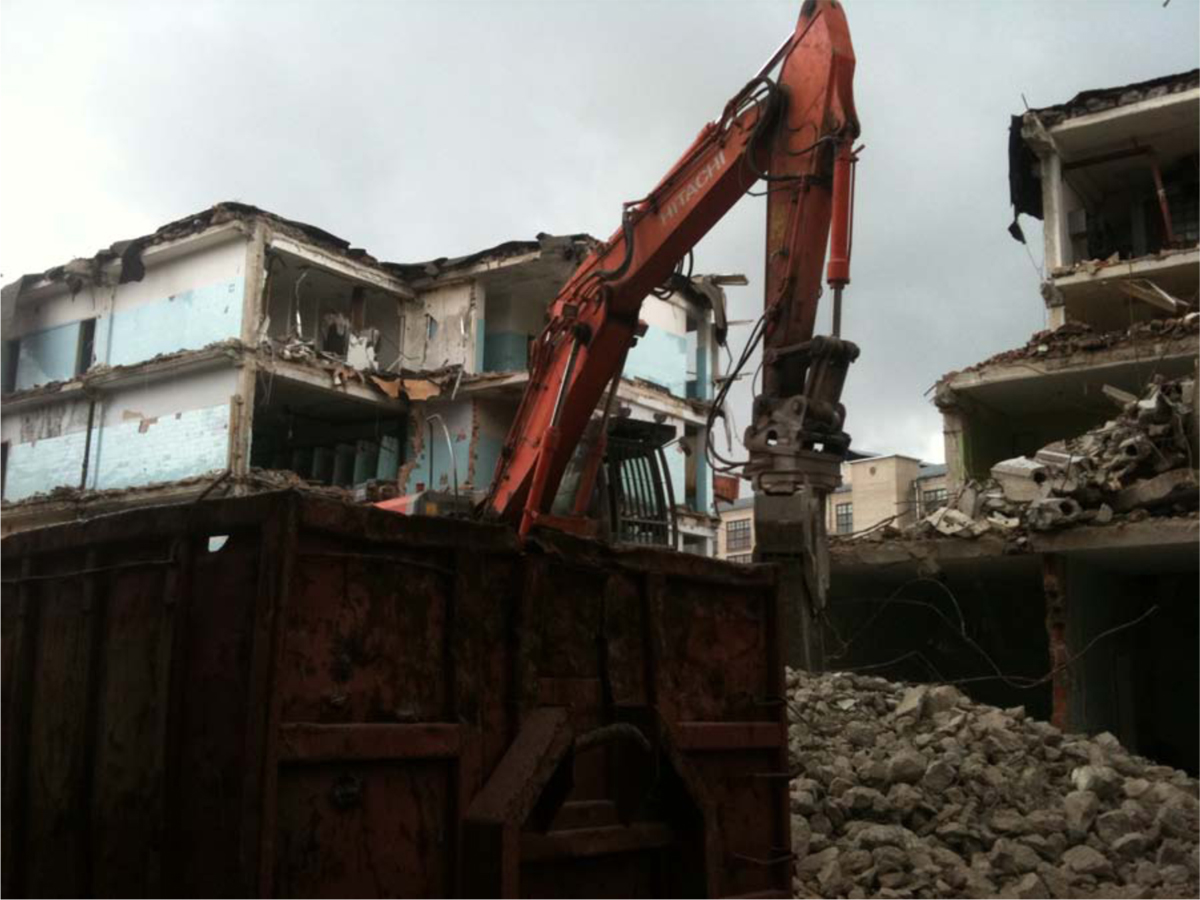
[
  {"x1": 926, "y1": 508, "x2": 990, "y2": 538},
  {"x1": 991, "y1": 457, "x2": 1048, "y2": 503},
  {"x1": 1113, "y1": 469, "x2": 1199, "y2": 512},
  {"x1": 1025, "y1": 496, "x2": 1083, "y2": 531}
]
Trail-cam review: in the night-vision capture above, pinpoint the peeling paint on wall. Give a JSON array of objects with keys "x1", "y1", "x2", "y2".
[
  {"x1": 89, "y1": 403, "x2": 230, "y2": 491},
  {"x1": 3, "y1": 430, "x2": 89, "y2": 501},
  {"x1": 105, "y1": 279, "x2": 244, "y2": 367}
]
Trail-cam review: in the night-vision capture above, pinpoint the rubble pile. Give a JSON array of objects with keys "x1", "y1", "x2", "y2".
[
  {"x1": 787, "y1": 669, "x2": 1200, "y2": 899},
  {"x1": 956, "y1": 314, "x2": 1198, "y2": 373},
  {"x1": 923, "y1": 375, "x2": 1198, "y2": 539}
]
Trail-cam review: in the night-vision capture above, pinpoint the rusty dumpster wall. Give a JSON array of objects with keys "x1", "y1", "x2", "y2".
[{"x1": 1, "y1": 491, "x2": 791, "y2": 898}]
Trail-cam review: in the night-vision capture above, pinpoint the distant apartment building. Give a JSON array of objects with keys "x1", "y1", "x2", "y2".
[
  {"x1": 715, "y1": 496, "x2": 755, "y2": 563},
  {"x1": 827, "y1": 456, "x2": 948, "y2": 537},
  {"x1": 714, "y1": 454, "x2": 947, "y2": 561}
]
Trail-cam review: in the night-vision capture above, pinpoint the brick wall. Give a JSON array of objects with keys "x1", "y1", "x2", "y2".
[{"x1": 90, "y1": 404, "x2": 230, "y2": 490}]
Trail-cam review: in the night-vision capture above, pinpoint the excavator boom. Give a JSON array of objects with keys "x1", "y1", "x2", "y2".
[{"x1": 484, "y1": 0, "x2": 859, "y2": 538}]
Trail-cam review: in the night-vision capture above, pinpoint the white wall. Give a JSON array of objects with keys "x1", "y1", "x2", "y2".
[{"x1": 406, "y1": 281, "x2": 484, "y2": 373}]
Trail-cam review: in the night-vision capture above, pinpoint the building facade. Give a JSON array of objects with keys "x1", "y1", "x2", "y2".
[
  {"x1": 828, "y1": 70, "x2": 1199, "y2": 775},
  {"x1": 714, "y1": 455, "x2": 948, "y2": 560},
  {"x1": 1, "y1": 203, "x2": 724, "y2": 552},
  {"x1": 826, "y1": 456, "x2": 948, "y2": 537}
]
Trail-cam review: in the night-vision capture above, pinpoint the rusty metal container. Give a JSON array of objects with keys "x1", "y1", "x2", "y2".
[{"x1": 2, "y1": 491, "x2": 791, "y2": 897}]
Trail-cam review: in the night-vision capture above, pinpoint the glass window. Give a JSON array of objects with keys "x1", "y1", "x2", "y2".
[
  {"x1": 923, "y1": 488, "x2": 948, "y2": 515},
  {"x1": 726, "y1": 518, "x2": 752, "y2": 552},
  {"x1": 728, "y1": 553, "x2": 754, "y2": 564},
  {"x1": 835, "y1": 502, "x2": 853, "y2": 535}
]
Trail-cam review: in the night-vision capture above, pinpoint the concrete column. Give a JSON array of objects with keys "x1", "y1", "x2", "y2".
[
  {"x1": 1039, "y1": 152, "x2": 1069, "y2": 272},
  {"x1": 232, "y1": 225, "x2": 266, "y2": 482},
  {"x1": 470, "y1": 280, "x2": 486, "y2": 375},
  {"x1": 940, "y1": 407, "x2": 968, "y2": 493}
]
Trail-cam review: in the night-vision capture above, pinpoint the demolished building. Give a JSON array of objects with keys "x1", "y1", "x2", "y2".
[
  {"x1": 826, "y1": 70, "x2": 1200, "y2": 775},
  {"x1": 0, "y1": 202, "x2": 725, "y2": 552}
]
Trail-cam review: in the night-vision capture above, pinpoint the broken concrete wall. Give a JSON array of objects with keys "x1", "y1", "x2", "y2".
[
  {"x1": 2, "y1": 366, "x2": 237, "y2": 501},
  {"x1": 88, "y1": 373, "x2": 233, "y2": 491},
  {"x1": 260, "y1": 250, "x2": 409, "y2": 372},
  {"x1": 5, "y1": 234, "x2": 248, "y2": 392},
  {"x1": 937, "y1": 317, "x2": 1200, "y2": 491},
  {"x1": 1, "y1": 397, "x2": 93, "y2": 500},
  {"x1": 399, "y1": 397, "x2": 474, "y2": 494},
  {"x1": 398, "y1": 396, "x2": 514, "y2": 496},
  {"x1": 406, "y1": 281, "x2": 483, "y2": 374}
]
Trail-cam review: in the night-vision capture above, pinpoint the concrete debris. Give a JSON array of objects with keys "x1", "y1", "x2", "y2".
[
  {"x1": 927, "y1": 508, "x2": 991, "y2": 539},
  {"x1": 922, "y1": 375, "x2": 1198, "y2": 540},
  {"x1": 990, "y1": 457, "x2": 1048, "y2": 503},
  {"x1": 787, "y1": 668, "x2": 1200, "y2": 899},
  {"x1": 948, "y1": 315, "x2": 1198, "y2": 376},
  {"x1": 1113, "y1": 469, "x2": 1199, "y2": 513}
]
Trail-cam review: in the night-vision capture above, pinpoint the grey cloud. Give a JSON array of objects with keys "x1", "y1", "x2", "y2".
[{"x1": 2, "y1": 0, "x2": 1196, "y2": 462}]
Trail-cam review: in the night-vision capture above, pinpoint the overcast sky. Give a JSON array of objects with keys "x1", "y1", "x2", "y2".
[{"x1": 2, "y1": 0, "x2": 1196, "y2": 462}]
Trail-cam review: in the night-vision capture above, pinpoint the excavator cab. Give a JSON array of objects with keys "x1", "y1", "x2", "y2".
[
  {"x1": 549, "y1": 417, "x2": 678, "y2": 548},
  {"x1": 603, "y1": 419, "x2": 678, "y2": 547}
]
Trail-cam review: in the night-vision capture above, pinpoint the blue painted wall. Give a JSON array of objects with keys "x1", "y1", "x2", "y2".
[
  {"x1": 3, "y1": 429, "x2": 89, "y2": 501},
  {"x1": 14, "y1": 321, "x2": 82, "y2": 390},
  {"x1": 405, "y1": 402, "x2": 473, "y2": 492},
  {"x1": 483, "y1": 331, "x2": 528, "y2": 372},
  {"x1": 105, "y1": 278, "x2": 243, "y2": 367},
  {"x1": 9, "y1": 277, "x2": 244, "y2": 393},
  {"x1": 89, "y1": 404, "x2": 230, "y2": 490},
  {"x1": 626, "y1": 327, "x2": 688, "y2": 397},
  {"x1": 473, "y1": 433, "x2": 505, "y2": 489}
]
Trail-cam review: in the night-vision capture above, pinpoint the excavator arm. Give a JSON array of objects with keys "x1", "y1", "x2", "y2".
[{"x1": 484, "y1": 0, "x2": 859, "y2": 540}]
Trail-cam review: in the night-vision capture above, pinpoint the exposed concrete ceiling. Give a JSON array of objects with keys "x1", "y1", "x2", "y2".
[
  {"x1": 262, "y1": 371, "x2": 403, "y2": 422},
  {"x1": 948, "y1": 348, "x2": 1197, "y2": 418},
  {"x1": 1051, "y1": 89, "x2": 1200, "y2": 163}
]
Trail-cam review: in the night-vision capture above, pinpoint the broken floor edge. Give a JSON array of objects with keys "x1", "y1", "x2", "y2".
[
  {"x1": 934, "y1": 315, "x2": 1199, "y2": 398},
  {"x1": 0, "y1": 468, "x2": 368, "y2": 536},
  {"x1": 0, "y1": 339, "x2": 436, "y2": 410},
  {"x1": 2, "y1": 200, "x2": 598, "y2": 311},
  {"x1": 829, "y1": 513, "x2": 1199, "y2": 569}
]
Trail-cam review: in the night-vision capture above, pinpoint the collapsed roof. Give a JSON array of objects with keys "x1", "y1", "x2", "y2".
[
  {"x1": 1008, "y1": 68, "x2": 1200, "y2": 225},
  {"x1": 1, "y1": 200, "x2": 596, "y2": 311}
]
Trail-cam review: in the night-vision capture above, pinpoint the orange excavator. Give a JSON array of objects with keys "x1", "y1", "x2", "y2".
[{"x1": 384, "y1": 0, "x2": 859, "y2": 645}]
